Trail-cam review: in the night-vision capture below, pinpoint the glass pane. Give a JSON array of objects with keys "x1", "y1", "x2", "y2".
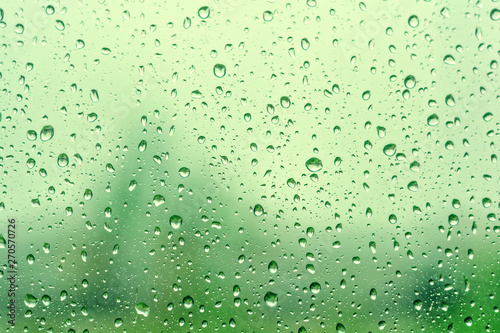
[{"x1": 1, "y1": 1, "x2": 499, "y2": 332}]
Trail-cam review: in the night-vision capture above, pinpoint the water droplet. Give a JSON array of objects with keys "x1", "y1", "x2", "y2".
[
  {"x1": 264, "y1": 291, "x2": 278, "y2": 307},
  {"x1": 15, "y1": 24, "x2": 24, "y2": 34},
  {"x1": 307, "y1": 0, "x2": 317, "y2": 7},
  {"x1": 179, "y1": 167, "x2": 190, "y2": 178},
  {"x1": 310, "y1": 282, "x2": 321, "y2": 294},
  {"x1": 24, "y1": 294, "x2": 39, "y2": 308},
  {"x1": 414, "y1": 300, "x2": 423, "y2": 310},
  {"x1": 464, "y1": 316, "x2": 473, "y2": 326},
  {"x1": 407, "y1": 181, "x2": 418, "y2": 192},
  {"x1": 254, "y1": 204, "x2": 264, "y2": 216},
  {"x1": 448, "y1": 214, "x2": 459, "y2": 226},
  {"x1": 114, "y1": 318, "x2": 123, "y2": 327},
  {"x1": 153, "y1": 195, "x2": 165, "y2": 206},
  {"x1": 135, "y1": 302, "x2": 150, "y2": 317},
  {"x1": 90, "y1": 89, "x2": 99, "y2": 102},
  {"x1": 27, "y1": 130, "x2": 37, "y2": 141},
  {"x1": 362, "y1": 90, "x2": 371, "y2": 100},
  {"x1": 389, "y1": 214, "x2": 397, "y2": 224},
  {"x1": 305, "y1": 157, "x2": 322, "y2": 172},
  {"x1": 76, "y1": 39, "x2": 85, "y2": 49},
  {"x1": 427, "y1": 114, "x2": 439, "y2": 126},
  {"x1": 263, "y1": 11, "x2": 274, "y2": 22},
  {"x1": 84, "y1": 189, "x2": 93, "y2": 200},
  {"x1": 268, "y1": 261, "x2": 278, "y2": 273},
  {"x1": 183, "y1": 17, "x2": 191, "y2": 29},
  {"x1": 404, "y1": 75, "x2": 416, "y2": 89},
  {"x1": 183, "y1": 296, "x2": 194, "y2": 309},
  {"x1": 491, "y1": 8, "x2": 500, "y2": 21},
  {"x1": 213, "y1": 64, "x2": 226, "y2": 78},
  {"x1": 336, "y1": 323, "x2": 346, "y2": 333},
  {"x1": 57, "y1": 154, "x2": 69, "y2": 167},
  {"x1": 138, "y1": 140, "x2": 147, "y2": 152},
  {"x1": 408, "y1": 15, "x2": 419, "y2": 27},
  {"x1": 191, "y1": 90, "x2": 202, "y2": 99},
  {"x1": 40, "y1": 125, "x2": 54, "y2": 142},
  {"x1": 445, "y1": 94, "x2": 455, "y2": 107},
  {"x1": 280, "y1": 96, "x2": 291, "y2": 108},
  {"x1": 55, "y1": 20, "x2": 65, "y2": 31},
  {"x1": 301, "y1": 38, "x2": 310, "y2": 50},
  {"x1": 369, "y1": 288, "x2": 377, "y2": 300},
  {"x1": 198, "y1": 6, "x2": 210, "y2": 19},
  {"x1": 45, "y1": 5, "x2": 55, "y2": 15},
  {"x1": 169, "y1": 215, "x2": 183, "y2": 229},
  {"x1": 27, "y1": 254, "x2": 35, "y2": 264},
  {"x1": 383, "y1": 144, "x2": 397, "y2": 156},
  {"x1": 443, "y1": 55, "x2": 455, "y2": 65}
]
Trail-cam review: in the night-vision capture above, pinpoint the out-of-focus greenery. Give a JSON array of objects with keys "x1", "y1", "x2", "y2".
[{"x1": 0, "y1": 0, "x2": 499, "y2": 332}]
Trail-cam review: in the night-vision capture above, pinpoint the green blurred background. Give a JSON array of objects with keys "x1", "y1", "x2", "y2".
[{"x1": 0, "y1": 0, "x2": 499, "y2": 332}]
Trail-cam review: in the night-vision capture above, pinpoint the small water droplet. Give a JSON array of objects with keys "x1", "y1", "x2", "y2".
[
  {"x1": 138, "y1": 140, "x2": 147, "y2": 152},
  {"x1": 490, "y1": 8, "x2": 500, "y2": 21},
  {"x1": 305, "y1": 157, "x2": 322, "y2": 172},
  {"x1": 264, "y1": 292, "x2": 278, "y2": 307},
  {"x1": 404, "y1": 75, "x2": 416, "y2": 89},
  {"x1": 90, "y1": 89, "x2": 99, "y2": 102},
  {"x1": 268, "y1": 260, "x2": 278, "y2": 274},
  {"x1": 57, "y1": 154, "x2": 69, "y2": 167},
  {"x1": 427, "y1": 114, "x2": 439, "y2": 126},
  {"x1": 383, "y1": 144, "x2": 397, "y2": 156},
  {"x1": 27, "y1": 130, "x2": 37, "y2": 141},
  {"x1": 24, "y1": 294, "x2": 39, "y2": 308},
  {"x1": 448, "y1": 214, "x2": 459, "y2": 226},
  {"x1": 169, "y1": 215, "x2": 183, "y2": 229},
  {"x1": 76, "y1": 39, "x2": 85, "y2": 49},
  {"x1": 183, "y1": 296, "x2": 194, "y2": 309},
  {"x1": 179, "y1": 167, "x2": 190, "y2": 178},
  {"x1": 408, "y1": 15, "x2": 419, "y2": 27},
  {"x1": 263, "y1": 11, "x2": 274, "y2": 22},
  {"x1": 254, "y1": 204, "x2": 264, "y2": 216},
  {"x1": 280, "y1": 96, "x2": 291, "y2": 108},
  {"x1": 362, "y1": 90, "x2": 371, "y2": 100},
  {"x1": 135, "y1": 302, "x2": 150, "y2": 317},
  {"x1": 213, "y1": 64, "x2": 226, "y2": 78},
  {"x1": 198, "y1": 6, "x2": 210, "y2": 19},
  {"x1": 40, "y1": 125, "x2": 54, "y2": 142}
]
